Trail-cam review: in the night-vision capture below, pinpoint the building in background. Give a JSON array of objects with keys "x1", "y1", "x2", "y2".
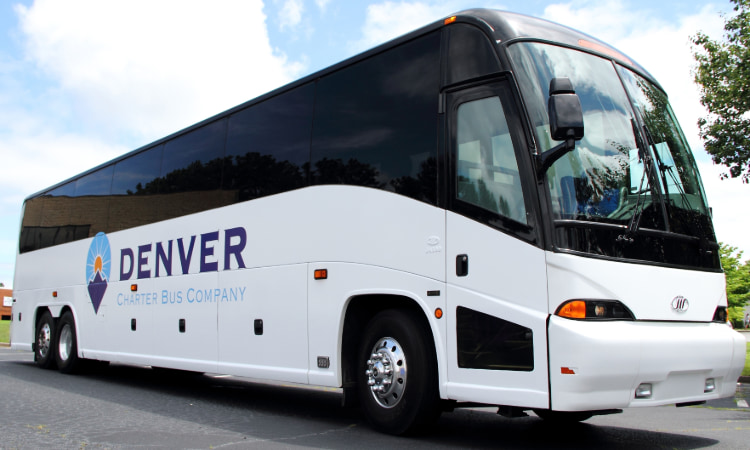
[{"x1": 1, "y1": 288, "x2": 12, "y2": 320}]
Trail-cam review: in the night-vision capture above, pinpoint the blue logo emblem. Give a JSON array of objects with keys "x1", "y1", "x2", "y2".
[{"x1": 86, "y1": 232, "x2": 111, "y2": 314}]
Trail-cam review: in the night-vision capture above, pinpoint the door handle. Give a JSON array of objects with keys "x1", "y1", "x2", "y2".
[{"x1": 456, "y1": 254, "x2": 469, "y2": 277}]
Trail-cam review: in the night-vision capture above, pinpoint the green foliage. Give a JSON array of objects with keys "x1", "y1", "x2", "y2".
[
  {"x1": 691, "y1": 0, "x2": 750, "y2": 182},
  {"x1": 0, "y1": 320, "x2": 9, "y2": 344},
  {"x1": 720, "y1": 243, "x2": 750, "y2": 322}
]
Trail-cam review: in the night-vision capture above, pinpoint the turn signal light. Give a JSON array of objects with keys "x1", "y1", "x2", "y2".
[
  {"x1": 557, "y1": 300, "x2": 586, "y2": 319},
  {"x1": 314, "y1": 269, "x2": 328, "y2": 280},
  {"x1": 555, "y1": 300, "x2": 635, "y2": 320},
  {"x1": 444, "y1": 16, "x2": 457, "y2": 25}
]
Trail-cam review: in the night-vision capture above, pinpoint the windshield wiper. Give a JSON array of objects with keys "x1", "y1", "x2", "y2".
[
  {"x1": 617, "y1": 120, "x2": 656, "y2": 244},
  {"x1": 618, "y1": 152, "x2": 651, "y2": 244},
  {"x1": 643, "y1": 125, "x2": 692, "y2": 211}
]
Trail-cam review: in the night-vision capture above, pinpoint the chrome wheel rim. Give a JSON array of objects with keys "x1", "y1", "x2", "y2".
[
  {"x1": 365, "y1": 337, "x2": 407, "y2": 408},
  {"x1": 58, "y1": 324, "x2": 72, "y2": 362},
  {"x1": 37, "y1": 322, "x2": 51, "y2": 359}
]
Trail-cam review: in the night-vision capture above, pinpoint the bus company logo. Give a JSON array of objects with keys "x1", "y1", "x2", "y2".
[
  {"x1": 670, "y1": 296, "x2": 689, "y2": 313},
  {"x1": 86, "y1": 232, "x2": 111, "y2": 314}
]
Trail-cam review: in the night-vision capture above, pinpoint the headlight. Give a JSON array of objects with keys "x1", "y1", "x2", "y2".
[{"x1": 555, "y1": 299, "x2": 635, "y2": 320}]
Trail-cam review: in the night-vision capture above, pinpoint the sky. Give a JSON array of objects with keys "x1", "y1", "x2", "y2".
[{"x1": 0, "y1": 0, "x2": 746, "y2": 287}]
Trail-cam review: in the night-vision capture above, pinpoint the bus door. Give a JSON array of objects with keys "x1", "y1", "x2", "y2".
[{"x1": 444, "y1": 81, "x2": 550, "y2": 409}]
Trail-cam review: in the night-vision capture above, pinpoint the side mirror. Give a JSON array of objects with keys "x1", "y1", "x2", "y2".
[{"x1": 537, "y1": 78, "x2": 584, "y2": 176}]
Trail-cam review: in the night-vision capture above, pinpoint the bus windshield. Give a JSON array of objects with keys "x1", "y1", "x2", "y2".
[{"x1": 508, "y1": 42, "x2": 717, "y2": 268}]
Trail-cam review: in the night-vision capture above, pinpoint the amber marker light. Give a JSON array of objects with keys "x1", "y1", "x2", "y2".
[
  {"x1": 435, "y1": 308, "x2": 443, "y2": 319},
  {"x1": 314, "y1": 269, "x2": 328, "y2": 280},
  {"x1": 444, "y1": 16, "x2": 457, "y2": 25},
  {"x1": 578, "y1": 39, "x2": 633, "y2": 66},
  {"x1": 131, "y1": 284, "x2": 138, "y2": 292},
  {"x1": 557, "y1": 300, "x2": 586, "y2": 319},
  {"x1": 52, "y1": 291, "x2": 58, "y2": 298}
]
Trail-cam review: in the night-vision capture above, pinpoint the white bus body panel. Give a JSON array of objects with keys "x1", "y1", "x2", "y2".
[
  {"x1": 549, "y1": 319, "x2": 745, "y2": 410},
  {"x1": 445, "y1": 212, "x2": 549, "y2": 409},
  {"x1": 546, "y1": 252, "x2": 745, "y2": 410},
  {"x1": 11, "y1": 186, "x2": 448, "y2": 385}
]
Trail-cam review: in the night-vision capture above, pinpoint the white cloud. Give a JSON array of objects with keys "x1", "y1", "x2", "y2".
[
  {"x1": 315, "y1": 0, "x2": 331, "y2": 13},
  {"x1": 0, "y1": 128, "x2": 126, "y2": 202},
  {"x1": 16, "y1": 0, "x2": 304, "y2": 141},
  {"x1": 0, "y1": 0, "x2": 308, "y2": 287},
  {"x1": 352, "y1": 1, "x2": 484, "y2": 52},
  {"x1": 279, "y1": 0, "x2": 305, "y2": 30},
  {"x1": 699, "y1": 161, "x2": 750, "y2": 255}
]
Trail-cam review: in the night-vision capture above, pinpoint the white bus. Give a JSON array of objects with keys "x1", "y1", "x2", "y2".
[{"x1": 10, "y1": 9, "x2": 746, "y2": 435}]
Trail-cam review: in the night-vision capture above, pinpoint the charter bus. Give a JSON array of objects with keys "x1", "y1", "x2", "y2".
[{"x1": 10, "y1": 9, "x2": 746, "y2": 434}]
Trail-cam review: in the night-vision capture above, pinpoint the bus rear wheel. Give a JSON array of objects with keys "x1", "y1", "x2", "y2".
[
  {"x1": 356, "y1": 309, "x2": 440, "y2": 435},
  {"x1": 55, "y1": 311, "x2": 82, "y2": 374},
  {"x1": 35, "y1": 311, "x2": 57, "y2": 369}
]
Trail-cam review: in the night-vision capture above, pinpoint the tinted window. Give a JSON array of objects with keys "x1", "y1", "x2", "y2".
[
  {"x1": 158, "y1": 120, "x2": 228, "y2": 220},
  {"x1": 111, "y1": 146, "x2": 163, "y2": 195},
  {"x1": 19, "y1": 167, "x2": 113, "y2": 253},
  {"x1": 224, "y1": 83, "x2": 313, "y2": 201},
  {"x1": 446, "y1": 24, "x2": 501, "y2": 85},
  {"x1": 456, "y1": 96, "x2": 527, "y2": 224},
  {"x1": 109, "y1": 145, "x2": 163, "y2": 231},
  {"x1": 47, "y1": 182, "x2": 75, "y2": 197},
  {"x1": 75, "y1": 166, "x2": 114, "y2": 196},
  {"x1": 160, "y1": 119, "x2": 226, "y2": 194},
  {"x1": 311, "y1": 32, "x2": 440, "y2": 204}
]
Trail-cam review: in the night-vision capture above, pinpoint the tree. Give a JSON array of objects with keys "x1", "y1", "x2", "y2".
[
  {"x1": 719, "y1": 243, "x2": 750, "y2": 325},
  {"x1": 691, "y1": 0, "x2": 750, "y2": 182}
]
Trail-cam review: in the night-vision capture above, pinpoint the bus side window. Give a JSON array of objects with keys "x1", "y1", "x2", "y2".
[
  {"x1": 456, "y1": 96, "x2": 527, "y2": 225},
  {"x1": 310, "y1": 31, "x2": 440, "y2": 205}
]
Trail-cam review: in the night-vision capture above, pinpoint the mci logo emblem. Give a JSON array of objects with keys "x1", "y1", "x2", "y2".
[
  {"x1": 670, "y1": 296, "x2": 689, "y2": 313},
  {"x1": 86, "y1": 232, "x2": 111, "y2": 314}
]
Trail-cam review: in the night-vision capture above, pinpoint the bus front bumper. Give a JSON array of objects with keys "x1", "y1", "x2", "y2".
[{"x1": 547, "y1": 317, "x2": 746, "y2": 411}]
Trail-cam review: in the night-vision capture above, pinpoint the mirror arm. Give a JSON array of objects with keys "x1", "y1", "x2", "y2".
[{"x1": 536, "y1": 130, "x2": 577, "y2": 178}]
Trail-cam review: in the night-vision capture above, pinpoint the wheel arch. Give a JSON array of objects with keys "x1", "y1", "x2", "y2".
[
  {"x1": 34, "y1": 304, "x2": 80, "y2": 351},
  {"x1": 340, "y1": 294, "x2": 443, "y2": 402}
]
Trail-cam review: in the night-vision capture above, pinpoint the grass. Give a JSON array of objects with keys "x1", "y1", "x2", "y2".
[{"x1": 0, "y1": 320, "x2": 9, "y2": 344}]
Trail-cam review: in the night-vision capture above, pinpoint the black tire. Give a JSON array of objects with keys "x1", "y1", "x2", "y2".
[
  {"x1": 356, "y1": 309, "x2": 440, "y2": 435},
  {"x1": 533, "y1": 409, "x2": 593, "y2": 423},
  {"x1": 55, "y1": 311, "x2": 82, "y2": 374},
  {"x1": 35, "y1": 311, "x2": 57, "y2": 370}
]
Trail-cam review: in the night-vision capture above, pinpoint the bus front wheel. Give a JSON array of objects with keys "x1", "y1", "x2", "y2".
[
  {"x1": 35, "y1": 311, "x2": 57, "y2": 369},
  {"x1": 55, "y1": 311, "x2": 82, "y2": 374},
  {"x1": 356, "y1": 309, "x2": 440, "y2": 435}
]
